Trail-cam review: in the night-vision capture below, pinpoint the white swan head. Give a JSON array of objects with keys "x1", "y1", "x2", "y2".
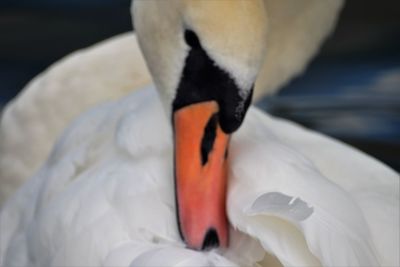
[{"x1": 132, "y1": 0, "x2": 268, "y2": 250}]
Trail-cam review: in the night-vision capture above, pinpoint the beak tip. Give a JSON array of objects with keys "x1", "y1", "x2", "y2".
[
  {"x1": 201, "y1": 228, "x2": 220, "y2": 250},
  {"x1": 183, "y1": 225, "x2": 229, "y2": 251}
]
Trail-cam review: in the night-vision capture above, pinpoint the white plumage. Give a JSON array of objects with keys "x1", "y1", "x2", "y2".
[
  {"x1": 0, "y1": 34, "x2": 151, "y2": 205},
  {"x1": 0, "y1": 0, "x2": 399, "y2": 266},
  {"x1": 1, "y1": 87, "x2": 398, "y2": 266}
]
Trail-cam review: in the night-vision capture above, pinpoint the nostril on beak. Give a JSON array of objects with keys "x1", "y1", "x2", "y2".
[{"x1": 201, "y1": 228, "x2": 220, "y2": 250}]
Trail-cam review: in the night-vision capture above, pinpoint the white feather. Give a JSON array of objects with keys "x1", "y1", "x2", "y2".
[
  {"x1": 0, "y1": 34, "x2": 151, "y2": 206},
  {"x1": 1, "y1": 88, "x2": 398, "y2": 267}
]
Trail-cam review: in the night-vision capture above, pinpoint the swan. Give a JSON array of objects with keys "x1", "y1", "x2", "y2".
[
  {"x1": 0, "y1": 0, "x2": 399, "y2": 266},
  {"x1": 0, "y1": 0, "x2": 344, "y2": 205}
]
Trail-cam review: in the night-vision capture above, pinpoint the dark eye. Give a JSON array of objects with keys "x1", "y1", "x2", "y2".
[{"x1": 184, "y1": 29, "x2": 201, "y2": 48}]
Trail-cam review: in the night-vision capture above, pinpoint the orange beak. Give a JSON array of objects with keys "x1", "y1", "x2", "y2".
[{"x1": 173, "y1": 101, "x2": 229, "y2": 250}]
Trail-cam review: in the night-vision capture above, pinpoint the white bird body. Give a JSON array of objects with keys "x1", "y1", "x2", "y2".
[
  {"x1": 1, "y1": 0, "x2": 399, "y2": 265},
  {"x1": 0, "y1": 34, "x2": 151, "y2": 205},
  {"x1": 1, "y1": 87, "x2": 398, "y2": 266}
]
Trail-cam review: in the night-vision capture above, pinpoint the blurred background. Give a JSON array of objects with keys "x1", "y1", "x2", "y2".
[{"x1": 0, "y1": 0, "x2": 399, "y2": 171}]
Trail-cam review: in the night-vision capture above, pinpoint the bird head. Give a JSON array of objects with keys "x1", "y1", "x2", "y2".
[{"x1": 132, "y1": 0, "x2": 268, "y2": 250}]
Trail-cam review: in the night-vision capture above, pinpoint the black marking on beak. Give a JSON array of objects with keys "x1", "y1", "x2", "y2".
[
  {"x1": 173, "y1": 30, "x2": 254, "y2": 135},
  {"x1": 201, "y1": 228, "x2": 220, "y2": 250},
  {"x1": 201, "y1": 113, "x2": 218, "y2": 165},
  {"x1": 218, "y1": 87, "x2": 253, "y2": 133}
]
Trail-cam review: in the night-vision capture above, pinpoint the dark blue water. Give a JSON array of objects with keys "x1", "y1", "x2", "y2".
[{"x1": 258, "y1": 57, "x2": 400, "y2": 171}]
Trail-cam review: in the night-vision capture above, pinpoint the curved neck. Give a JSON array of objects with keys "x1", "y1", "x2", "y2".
[{"x1": 253, "y1": 0, "x2": 344, "y2": 101}]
